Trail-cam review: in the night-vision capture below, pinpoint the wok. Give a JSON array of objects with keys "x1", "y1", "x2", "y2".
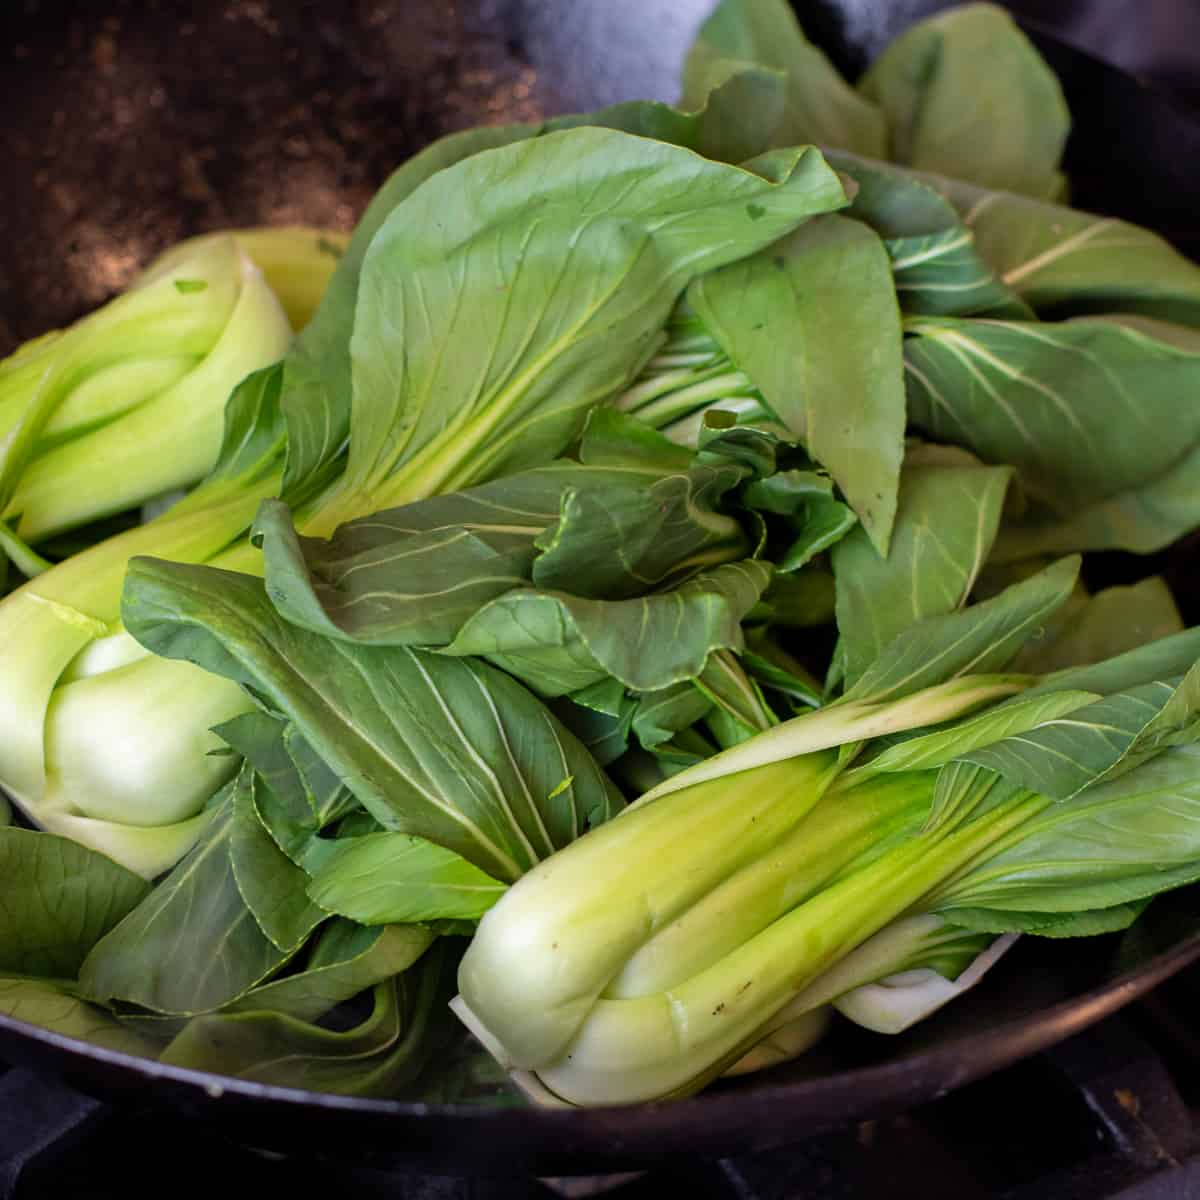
[{"x1": 2, "y1": 0, "x2": 1200, "y2": 1176}]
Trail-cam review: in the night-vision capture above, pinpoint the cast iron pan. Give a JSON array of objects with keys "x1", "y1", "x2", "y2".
[{"x1": 2, "y1": 0, "x2": 1200, "y2": 1176}]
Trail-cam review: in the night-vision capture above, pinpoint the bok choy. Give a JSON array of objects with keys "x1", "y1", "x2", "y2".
[
  {"x1": 3, "y1": 0, "x2": 1200, "y2": 1115},
  {"x1": 0, "y1": 127, "x2": 851, "y2": 876},
  {"x1": 455, "y1": 643, "x2": 1200, "y2": 1104}
]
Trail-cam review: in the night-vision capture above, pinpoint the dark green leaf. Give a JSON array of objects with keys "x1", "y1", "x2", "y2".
[
  {"x1": 552, "y1": 682, "x2": 638, "y2": 767},
  {"x1": 217, "y1": 711, "x2": 356, "y2": 871},
  {"x1": 682, "y1": 0, "x2": 887, "y2": 157},
  {"x1": 225, "y1": 921, "x2": 434, "y2": 1023},
  {"x1": 160, "y1": 941, "x2": 459, "y2": 1096},
  {"x1": 832, "y1": 458, "x2": 1012, "y2": 689},
  {"x1": 78, "y1": 781, "x2": 290, "y2": 1014},
  {"x1": 858, "y1": 4, "x2": 1068, "y2": 200},
  {"x1": 904, "y1": 315, "x2": 1200, "y2": 551},
  {"x1": 741, "y1": 633, "x2": 823, "y2": 710},
  {"x1": 0, "y1": 827, "x2": 150, "y2": 977},
  {"x1": 690, "y1": 215, "x2": 905, "y2": 553},
  {"x1": 123, "y1": 559, "x2": 623, "y2": 883},
  {"x1": 444, "y1": 559, "x2": 773, "y2": 697},
  {"x1": 0, "y1": 977, "x2": 163, "y2": 1056},
  {"x1": 630, "y1": 682, "x2": 714, "y2": 752},
  {"x1": 750, "y1": 567, "x2": 837, "y2": 629},
  {"x1": 843, "y1": 556, "x2": 1078, "y2": 705},
  {"x1": 532, "y1": 465, "x2": 748, "y2": 600},
  {"x1": 230, "y1": 777, "x2": 328, "y2": 952},
  {"x1": 826, "y1": 150, "x2": 1032, "y2": 319}
]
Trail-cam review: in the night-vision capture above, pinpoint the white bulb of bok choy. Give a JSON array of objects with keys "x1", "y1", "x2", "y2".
[{"x1": 0, "y1": 364, "x2": 292, "y2": 878}]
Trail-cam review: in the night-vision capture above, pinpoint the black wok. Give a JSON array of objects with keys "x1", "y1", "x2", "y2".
[{"x1": 2, "y1": 0, "x2": 1200, "y2": 1176}]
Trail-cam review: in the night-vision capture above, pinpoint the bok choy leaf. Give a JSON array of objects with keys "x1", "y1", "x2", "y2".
[{"x1": 121, "y1": 556, "x2": 623, "y2": 883}]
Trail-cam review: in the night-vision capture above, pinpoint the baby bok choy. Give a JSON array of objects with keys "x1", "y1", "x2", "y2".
[
  {"x1": 0, "y1": 366, "x2": 294, "y2": 876},
  {"x1": 0, "y1": 127, "x2": 852, "y2": 876},
  {"x1": 0, "y1": 233, "x2": 291, "y2": 561},
  {"x1": 454, "y1": 591, "x2": 1200, "y2": 1106}
]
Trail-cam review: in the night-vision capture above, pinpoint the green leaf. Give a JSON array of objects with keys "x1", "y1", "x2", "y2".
[
  {"x1": 681, "y1": 0, "x2": 887, "y2": 158},
  {"x1": 256, "y1": 483, "x2": 550, "y2": 646},
  {"x1": 1027, "y1": 628, "x2": 1200, "y2": 703},
  {"x1": 160, "y1": 940, "x2": 459, "y2": 1096},
  {"x1": 0, "y1": 827, "x2": 150, "y2": 977},
  {"x1": 855, "y1": 689, "x2": 1099, "y2": 778},
  {"x1": 996, "y1": 442, "x2": 1200, "y2": 559},
  {"x1": 826, "y1": 149, "x2": 1032, "y2": 319},
  {"x1": 843, "y1": 556, "x2": 1078, "y2": 705},
  {"x1": 122, "y1": 559, "x2": 623, "y2": 883},
  {"x1": 215, "y1": 710, "x2": 356, "y2": 871},
  {"x1": 552, "y1": 681, "x2": 639, "y2": 767},
  {"x1": 690, "y1": 214, "x2": 905, "y2": 554},
  {"x1": 903, "y1": 315, "x2": 1200, "y2": 550},
  {"x1": 937, "y1": 745, "x2": 1200, "y2": 914},
  {"x1": 940, "y1": 903, "x2": 1148, "y2": 938},
  {"x1": 263, "y1": 450, "x2": 750, "y2": 643},
  {"x1": 741, "y1": 469, "x2": 858, "y2": 572},
  {"x1": 549, "y1": 67, "x2": 790, "y2": 167},
  {"x1": 333, "y1": 130, "x2": 849, "y2": 518},
  {"x1": 78, "y1": 781, "x2": 291, "y2": 1014},
  {"x1": 955, "y1": 661, "x2": 1200, "y2": 802},
  {"x1": 695, "y1": 649, "x2": 776, "y2": 737},
  {"x1": 178, "y1": 362, "x2": 290, "y2": 503},
  {"x1": 230, "y1": 775, "x2": 328, "y2": 952},
  {"x1": 928, "y1": 171, "x2": 1200, "y2": 325},
  {"x1": 1011, "y1": 577, "x2": 1184, "y2": 674},
  {"x1": 858, "y1": 4, "x2": 1069, "y2": 200},
  {"x1": 224, "y1": 921, "x2": 435, "y2": 1022},
  {"x1": 278, "y1": 72, "x2": 851, "y2": 499},
  {"x1": 631, "y1": 681, "x2": 714, "y2": 751},
  {"x1": 741, "y1": 632, "x2": 823, "y2": 710},
  {"x1": 444, "y1": 559, "x2": 773, "y2": 697},
  {"x1": 885, "y1": 228, "x2": 1034, "y2": 320},
  {"x1": 279, "y1": 122, "x2": 540, "y2": 497},
  {"x1": 750, "y1": 568, "x2": 837, "y2": 629},
  {"x1": 532, "y1": 465, "x2": 749, "y2": 600},
  {"x1": 0, "y1": 977, "x2": 163, "y2": 1056},
  {"x1": 832, "y1": 457, "x2": 1013, "y2": 690},
  {"x1": 307, "y1": 834, "x2": 508, "y2": 925}
]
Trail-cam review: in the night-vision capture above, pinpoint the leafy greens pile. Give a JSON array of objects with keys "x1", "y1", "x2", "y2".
[{"x1": 3, "y1": 0, "x2": 1200, "y2": 1108}]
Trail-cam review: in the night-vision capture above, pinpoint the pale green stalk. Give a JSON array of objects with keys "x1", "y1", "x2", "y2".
[
  {"x1": 456, "y1": 751, "x2": 843, "y2": 1068},
  {"x1": 607, "y1": 771, "x2": 929, "y2": 997},
  {"x1": 1, "y1": 238, "x2": 291, "y2": 542},
  {"x1": 457, "y1": 788, "x2": 1045, "y2": 1104},
  {"x1": 631, "y1": 673, "x2": 1031, "y2": 806}
]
